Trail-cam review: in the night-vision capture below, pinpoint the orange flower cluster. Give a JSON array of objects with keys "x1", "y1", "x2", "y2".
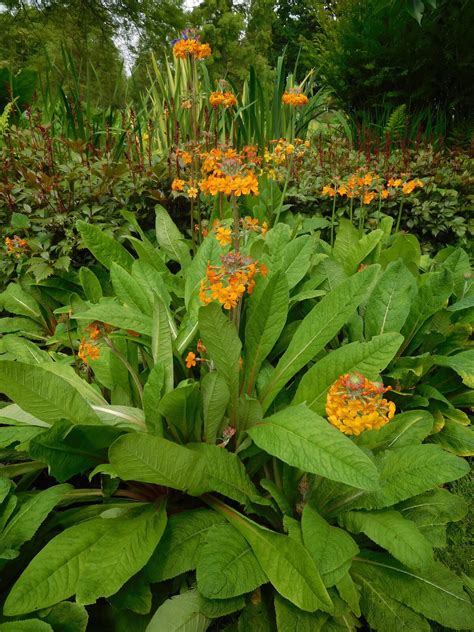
[
  {"x1": 78, "y1": 322, "x2": 102, "y2": 364},
  {"x1": 322, "y1": 173, "x2": 424, "y2": 204},
  {"x1": 172, "y1": 38, "x2": 211, "y2": 60},
  {"x1": 209, "y1": 91, "x2": 237, "y2": 108},
  {"x1": 264, "y1": 138, "x2": 310, "y2": 167},
  {"x1": 185, "y1": 340, "x2": 207, "y2": 369},
  {"x1": 171, "y1": 177, "x2": 199, "y2": 199},
  {"x1": 282, "y1": 89, "x2": 309, "y2": 107},
  {"x1": 212, "y1": 218, "x2": 268, "y2": 247},
  {"x1": 199, "y1": 253, "x2": 267, "y2": 309},
  {"x1": 199, "y1": 148, "x2": 259, "y2": 197},
  {"x1": 326, "y1": 373, "x2": 396, "y2": 436},
  {"x1": 5, "y1": 236, "x2": 28, "y2": 257}
]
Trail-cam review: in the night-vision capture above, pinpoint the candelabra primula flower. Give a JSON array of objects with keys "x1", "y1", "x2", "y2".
[
  {"x1": 209, "y1": 91, "x2": 237, "y2": 108},
  {"x1": 282, "y1": 89, "x2": 309, "y2": 107},
  {"x1": 172, "y1": 30, "x2": 211, "y2": 59},
  {"x1": 5, "y1": 236, "x2": 28, "y2": 257},
  {"x1": 326, "y1": 373, "x2": 396, "y2": 436},
  {"x1": 199, "y1": 253, "x2": 267, "y2": 309}
]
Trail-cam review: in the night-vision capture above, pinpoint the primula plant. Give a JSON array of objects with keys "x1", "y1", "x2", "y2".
[{"x1": 0, "y1": 196, "x2": 472, "y2": 631}]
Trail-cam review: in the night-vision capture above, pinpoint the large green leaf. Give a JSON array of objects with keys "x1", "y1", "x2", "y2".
[
  {"x1": 430, "y1": 419, "x2": 474, "y2": 456},
  {"x1": 4, "y1": 505, "x2": 166, "y2": 615},
  {"x1": 0, "y1": 362, "x2": 100, "y2": 425},
  {"x1": 248, "y1": 404, "x2": 379, "y2": 491},
  {"x1": 190, "y1": 443, "x2": 266, "y2": 507},
  {"x1": 400, "y1": 268, "x2": 453, "y2": 349},
  {"x1": 1, "y1": 484, "x2": 71, "y2": 552},
  {"x1": 355, "y1": 410, "x2": 434, "y2": 451},
  {"x1": 159, "y1": 383, "x2": 200, "y2": 442},
  {"x1": 354, "y1": 570, "x2": 430, "y2": 632},
  {"x1": 432, "y1": 350, "x2": 474, "y2": 388},
  {"x1": 302, "y1": 505, "x2": 359, "y2": 587},
  {"x1": 152, "y1": 297, "x2": 174, "y2": 392},
  {"x1": 146, "y1": 591, "x2": 209, "y2": 632},
  {"x1": 293, "y1": 334, "x2": 403, "y2": 415},
  {"x1": 197, "y1": 523, "x2": 267, "y2": 598},
  {"x1": 365, "y1": 260, "x2": 417, "y2": 338},
  {"x1": 260, "y1": 266, "x2": 378, "y2": 411},
  {"x1": 274, "y1": 594, "x2": 329, "y2": 631},
  {"x1": 184, "y1": 236, "x2": 222, "y2": 308},
  {"x1": 108, "y1": 434, "x2": 206, "y2": 495},
  {"x1": 0, "y1": 284, "x2": 43, "y2": 322},
  {"x1": 0, "y1": 621, "x2": 52, "y2": 631},
  {"x1": 244, "y1": 270, "x2": 289, "y2": 393},
  {"x1": 207, "y1": 497, "x2": 333, "y2": 613},
  {"x1": 145, "y1": 509, "x2": 225, "y2": 582},
  {"x1": 77, "y1": 221, "x2": 134, "y2": 271},
  {"x1": 350, "y1": 444, "x2": 469, "y2": 509},
  {"x1": 199, "y1": 304, "x2": 242, "y2": 415},
  {"x1": 155, "y1": 205, "x2": 191, "y2": 268},
  {"x1": 353, "y1": 552, "x2": 474, "y2": 629},
  {"x1": 340, "y1": 510, "x2": 433, "y2": 570},
  {"x1": 277, "y1": 235, "x2": 314, "y2": 289},
  {"x1": 201, "y1": 372, "x2": 229, "y2": 444},
  {"x1": 77, "y1": 504, "x2": 167, "y2": 604},
  {"x1": 111, "y1": 263, "x2": 152, "y2": 315},
  {"x1": 41, "y1": 602, "x2": 88, "y2": 632},
  {"x1": 74, "y1": 302, "x2": 152, "y2": 336},
  {"x1": 333, "y1": 220, "x2": 383, "y2": 274}
]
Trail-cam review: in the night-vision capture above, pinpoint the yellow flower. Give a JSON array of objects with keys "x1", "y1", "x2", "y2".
[
  {"x1": 322, "y1": 185, "x2": 336, "y2": 197},
  {"x1": 326, "y1": 373, "x2": 395, "y2": 436},
  {"x1": 187, "y1": 186, "x2": 198, "y2": 199},
  {"x1": 171, "y1": 178, "x2": 185, "y2": 192},
  {"x1": 215, "y1": 226, "x2": 232, "y2": 246}
]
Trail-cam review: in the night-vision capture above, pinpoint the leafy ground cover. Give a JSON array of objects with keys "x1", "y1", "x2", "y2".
[{"x1": 0, "y1": 29, "x2": 472, "y2": 632}]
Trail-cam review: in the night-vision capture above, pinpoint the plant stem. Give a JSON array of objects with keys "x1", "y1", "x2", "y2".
[
  {"x1": 330, "y1": 191, "x2": 337, "y2": 248},
  {"x1": 395, "y1": 199, "x2": 404, "y2": 233}
]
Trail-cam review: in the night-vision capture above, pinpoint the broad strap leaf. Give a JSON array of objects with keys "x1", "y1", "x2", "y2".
[
  {"x1": 196, "y1": 523, "x2": 267, "y2": 599},
  {"x1": 260, "y1": 266, "x2": 378, "y2": 411},
  {"x1": 77, "y1": 220, "x2": 134, "y2": 271},
  {"x1": 248, "y1": 404, "x2": 379, "y2": 491},
  {"x1": 293, "y1": 334, "x2": 403, "y2": 415},
  {"x1": 146, "y1": 590, "x2": 209, "y2": 632}
]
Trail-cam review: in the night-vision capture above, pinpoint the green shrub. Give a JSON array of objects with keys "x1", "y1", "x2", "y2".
[{"x1": 0, "y1": 209, "x2": 472, "y2": 630}]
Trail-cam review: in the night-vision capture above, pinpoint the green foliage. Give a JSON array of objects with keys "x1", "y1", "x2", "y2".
[{"x1": 0, "y1": 212, "x2": 471, "y2": 630}]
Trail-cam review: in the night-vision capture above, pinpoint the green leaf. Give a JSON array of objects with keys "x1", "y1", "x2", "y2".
[
  {"x1": 340, "y1": 510, "x2": 433, "y2": 570},
  {"x1": 207, "y1": 497, "x2": 333, "y2": 613},
  {"x1": 197, "y1": 523, "x2": 267, "y2": 598},
  {"x1": 275, "y1": 594, "x2": 329, "y2": 631},
  {"x1": 238, "y1": 598, "x2": 273, "y2": 631},
  {"x1": 152, "y1": 297, "x2": 174, "y2": 392},
  {"x1": 0, "y1": 621, "x2": 53, "y2": 631},
  {"x1": 244, "y1": 271, "x2": 289, "y2": 392},
  {"x1": 354, "y1": 571, "x2": 430, "y2": 632},
  {"x1": 145, "y1": 509, "x2": 225, "y2": 583},
  {"x1": 201, "y1": 372, "x2": 230, "y2": 444},
  {"x1": 432, "y1": 349, "x2": 474, "y2": 388},
  {"x1": 278, "y1": 235, "x2": 314, "y2": 289},
  {"x1": 293, "y1": 334, "x2": 403, "y2": 415},
  {"x1": 430, "y1": 419, "x2": 474, "y2": 456},
  {"x1": 198, "y1": 594, "x2": 245, "y2": 619},
  {"x1": 184, "y1": 236, "x2": 222, "y2": 309},
  {"x1": 77, "y1": 221, "x2": 134, "y2": 271},
  {"x1": 333, "y1": 220, "x2": 383, "y2": 274},
  {"x1": 0, "y1": 284, "x2": 42, "y2": 322},
  {"x1": 353, "y1": 552, "x2": 474, "y2": 629},
  {"x1": 108, "y1": 434, "x2": 206, "y2": 495},
  {"x1": 302, "y1": 505, "x2": 359, "y2": 586},
  {"x1": 79, "y1": 267, "x2": 103, "y2": 304},
  {"x1": 335, "y1": 573, "x2": 360, "y2": 617},
  {"x1": 365, "y1": 260, "x2": 417, "y2": 338},
  {"x1": 0, "y1": 361, "x2": 100, "y2": 425},
  {"x1": 190, "y1": 444, "x2": 265, "y2": 507},
  {"x1": 351, "y1": 444, "x2": 469, "y2": 509},
  {"x1": 74, "y1": 303, "x2": 152, "y2": 337},
  {"x1": 111, "y1": 263, "x2": 152, "y2": 315},
  {"x1": 1, "y1": 484, "x2": 71, "y2": 551},
  {"x1": 4, "y1": 504, "x2": 166, "y2": 615},
  {"x1": 29, "y1": 422, "x2": 121, "y2": 482},
  {"x1": 41, "y1": 601, "x2": 89, "y2": 632},
  {"x1": 107, "y1": 572, "x2": 152, "y2": 614},
  {"x1": 355, "y1": 410, "x2": 434, "y2": 450},
  {"x1": 159, "y1": 383, "x2": 200, "y2": 443},
  {"x1": 401, "y1": 269, "x2": 453, "y2": 348},
  {"x1": 143, "y1": 363, "x2": 165, "y2": 434},
  {"x1": 155, "y1": 205, "x2": 191, "y2": 267},
  {"x1": 248, "y1": 404, "x2": 379, "y2": 491},
  {"x1": 146, "y1": 591, "x2": 209, "y2": 632},
  {"x1": 260, "y1": 266, "x2": 378, "y2": 411},
  {"x1": 199, "y1": 304, "x2": 242, "y2": 413}
]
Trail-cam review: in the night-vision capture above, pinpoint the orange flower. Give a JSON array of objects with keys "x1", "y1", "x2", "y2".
[
  {"x1": 322, "y1": 185, "x2": 336, "y2": 197},
  {"x1": 186, "y1": 351, "x2": 197, "y2": 368},
  {"x1": 188, "y1": 186, "x2": 198, "y2": 199},
  {"x1": 381, "y1": 189, "x2": 389, "y2": 199},
  {"x1": 282, "y1": 90, "x2": 309, "y2": 107},
  {"x1": 363, "y1": 191, "x2": 376, "y2": 205},
  {"x1": 388, "y1": 178, "x2": 402, "y2": 188},
  {"x1": 326, "y1": 373, "x2": 395, "y2": 436},
  {"x1": 78, "y1": 339, "x2": 100, "y2": 364},
  {"x1": 215, "y1": 226, "x2": 232, "y2": 247},
  {"x1": 210, "y1": 91, "x2": 237, "y2": 108},
  {"x1": 172, "y1": 178, "x2": 185, "y2": 192},
  {"x1": 173, "y1": 37, "x2": 211, "y2": 60}
]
